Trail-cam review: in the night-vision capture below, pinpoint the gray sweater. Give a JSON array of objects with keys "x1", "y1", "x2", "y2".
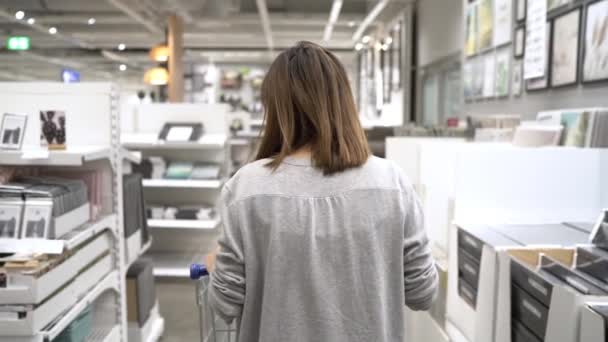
[{"x1": 208, "y1": 156, "x2": 438, "y2": 342}]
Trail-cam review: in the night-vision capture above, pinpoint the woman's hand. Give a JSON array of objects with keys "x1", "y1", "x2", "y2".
[{"x1": 205, "y1": 246, "x2": 220, "y2": 272}]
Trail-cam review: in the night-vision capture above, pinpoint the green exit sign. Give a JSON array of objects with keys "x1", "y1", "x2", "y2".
[{"x1": 7, "y1": 36, "x2": 30, "y2": 50}]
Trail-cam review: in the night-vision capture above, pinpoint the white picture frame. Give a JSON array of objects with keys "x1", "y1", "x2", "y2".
[
  {"x1": 494, "y1": 0, "x2": 513, "y2": 46},
  {"x1": 0, "y1": 113, "x2": 27, "y2": 150}
]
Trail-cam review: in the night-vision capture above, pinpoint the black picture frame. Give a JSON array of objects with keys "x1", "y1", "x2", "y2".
[
  {"x1": 549, "y1": 6, "x2": 582, "y2": 88},
  {"x1": 514, "y1": 25, "x2": 526, "y2": 58},
  {"x1": 516, "y1": 0, "x2": 527, "y2": 22},
  {"x1": 581, "y1": 0, "x2": 608, "y2": 84},
  {"x1": 526, "y1": 21, "x2": 553, "y2": 92}
]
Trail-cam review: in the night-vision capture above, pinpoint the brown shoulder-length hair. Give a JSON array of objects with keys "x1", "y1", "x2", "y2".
[{"x1": 255, "y1": 41, "x2": 370, "y2": 175}]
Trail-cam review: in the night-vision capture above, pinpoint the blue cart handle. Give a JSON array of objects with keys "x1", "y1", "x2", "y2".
[{"x1": 190, "y1": 263, "x2": 209, "y2": 280}]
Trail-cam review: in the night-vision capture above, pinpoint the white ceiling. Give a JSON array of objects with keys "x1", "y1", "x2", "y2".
[{"x1": 0, "y1": 0, "x2": 409, "y2": 83}]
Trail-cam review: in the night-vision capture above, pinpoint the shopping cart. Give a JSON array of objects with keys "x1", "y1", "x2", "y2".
[{"x1": 190, "y1": 263, "x2": 239, "y2": 342}]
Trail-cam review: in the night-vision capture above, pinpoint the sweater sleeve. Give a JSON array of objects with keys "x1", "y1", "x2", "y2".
[
  {"x1": 208, "y1": 186, "x2": 246, "y2": 322},
  {"x1": 401, "y1": 183, "x2": 439, "y2": 311}
]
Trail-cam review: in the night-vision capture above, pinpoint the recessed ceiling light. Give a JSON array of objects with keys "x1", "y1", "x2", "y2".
[
  {"x1": 348, "y1": 21, "x2": 356, "y2": 27},
  {"x1": 381, "y1": 43, "x2": 389, "y2": 51},
  {"x1": 15, "y1": 11, "x2": 25, "y2": 20},
  {"x1": 27, "y1": 18, "x2": 35, "y2": 25},
  {"x1": 49, "y1": 27, "x2": 57, "y2": 34},
  {"x1": 385, "y1": 37, "x2": 393, "y2": 45},
  {"x1": 88, "y1": 18, "x2": 96, "y2": 25},
  {"x1": 118, "y1": 43, "x2": 126, "y2": 51},
  {"x1": 361, "y1": 35, "x2": 370, "y2": 44},
  {"x1": 355, "y1": 43, "x2": 363, "y2": 51},
  {"x1": 119, "y1": 64, "x2": 127, "y2": 71}
]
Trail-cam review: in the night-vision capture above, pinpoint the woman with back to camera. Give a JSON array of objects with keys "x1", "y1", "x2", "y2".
[{"x1": 205, "y1": 41, "x2": 438, "y2": 342}]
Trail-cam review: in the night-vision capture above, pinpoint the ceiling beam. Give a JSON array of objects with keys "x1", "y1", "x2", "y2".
[
  {"x1": 255, "y1": 0, "x2": 274, "y2": 52},
  {"x1": 323, "y1": 0, "x2": 343, "y2": 43},
  {"x1": 107, "y1": 0, "x2": 163, "y2": 34}
]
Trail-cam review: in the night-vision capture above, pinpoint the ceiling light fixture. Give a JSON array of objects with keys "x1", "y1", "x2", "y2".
[
  {"x1": 15, "y1": 11, "x2": 25, "y2": 20},
  {"x1": 355, "y1": 43, "x2": 363, "y2": 51},
  {"x1": 382, "y1": 44, "x2": 389, "y2": 51},
  {"x1": 323, "y1": 0, "x2": 343, "y2": 42},
  {"x1": 119, "y1": 64, "x2": 127, "y2": 71},
  {"x1": 49, "y1": 27, "x2": 57, "y2": 34},
  {"x1": 118, "y1": 43, "x2": 126, "y2": 51},
  {"x1": 144, "y1": 67, "x2": 169, "y2": 85},
  {"x1": 149, "y1": 44, "x2": 170, "y2": 62},
  {"x1": 385, "y1": 37, "x2": 393, "y2": 45},
  {"x1": 88, "y1": 18, "x2": 96, "y2": 25},
  {"x1": 27, "y1": 18, "x2": 35, "y2": 25},
  {"x1": 348, "y1": 21, "x2": 356, "y2": 27},
  {"x1": 352, "y1": 0, "x2": 390, "y2": 42},
  {"x1": 361, "y1": 35, "x2": 371, "y2": 44}
]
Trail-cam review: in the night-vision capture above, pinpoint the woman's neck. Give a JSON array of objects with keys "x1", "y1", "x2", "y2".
[{"x1": 290, "y1": 146, "x2": 312, "y2": 158}]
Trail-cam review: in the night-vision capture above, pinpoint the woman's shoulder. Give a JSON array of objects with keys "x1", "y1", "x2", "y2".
[{"x1": 358, "y1": 156, "x2": 414, "y2": 192}]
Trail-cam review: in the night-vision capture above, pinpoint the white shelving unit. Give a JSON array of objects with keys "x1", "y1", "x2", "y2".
[
  {"x1": 0, "y1": 83, "x2": 131, "y2": 341},
  {"x1": 122, "y1": 103, "x2": 229, "y2": 340},
  {"x1": 123, "y1": 103, "x2": 229, "y2": 279},
  {"x1": 148, "y1": 218, "x2": 220, "y2": 230}
]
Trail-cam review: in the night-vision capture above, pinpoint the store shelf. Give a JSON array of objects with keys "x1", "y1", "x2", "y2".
[
  {"x1": 229, "y1": 138, "x2": 251, "y2": 146},
  {"x1": 121, "y1": 147, "x2": 142, "y2": 164},
  {"x1": 148, "y1": 252, "x2": 204, "y2": 278},
  {"x1": 126, "y1": 238, "x2": 153, "y2": 270},
  {"x1": 128, "y1": 302, "x2": 165, "y2": 342},
  {"x1": 87, "y1": 325, "x2": 121, "y2": 342},
  {"x1": 148, "y1": 218, "x2": 220, "y2": 230},
  {"x1": 43, "y1": 271, "x2": 120, "y2": 341},
  {"x1": 123, "y1": 133, "x2": 228, "y2": 150},
  {"x1": 143, "y1": 179, "x2": 223, "y2": 189},
  {"x1": 0, "y1": 214, "x2": 116, "y2": 255},
  {"x1": 0, "y1": 146, "x2": 111, "y2": 167}
]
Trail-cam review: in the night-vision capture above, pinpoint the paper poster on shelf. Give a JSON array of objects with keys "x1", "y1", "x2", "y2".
[
  {"x1": 524, "y1": 0, "x2": 548, "y2": 79},
  {"x1": 40, "y1": 110, "x2": 67, "y2": 150},
  {"x1": 494, "y1": 0, "x2": 513, "y2": 46},
  {"x1": 483, "y1": 53, "x2": 496, "y2": 97}
]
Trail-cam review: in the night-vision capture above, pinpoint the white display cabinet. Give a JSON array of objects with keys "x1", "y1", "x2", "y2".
[{"x1": 0, "y1": 83, "x2": 130, "y2": 341}]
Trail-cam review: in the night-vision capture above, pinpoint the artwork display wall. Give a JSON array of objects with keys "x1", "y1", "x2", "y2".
[{"x1": 463, "y1": 0, "x2": 608, "y2": 102}]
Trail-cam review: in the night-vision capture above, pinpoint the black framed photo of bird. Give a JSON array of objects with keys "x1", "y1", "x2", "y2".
[{"x1": 40, "y1": 110, "x2": 67, "y2": 150}]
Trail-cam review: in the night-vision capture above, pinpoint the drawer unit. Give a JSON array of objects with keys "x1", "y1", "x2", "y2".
[
  {"x1": 580, "y1": 304, "x2": 608, "y2": 342},
  {"x1": 458, "y1": 227, "x2": 484, "y2": 260},
  {"x1": 576, "y1": 246, "x2": 608, "y2": 286},
  {"x1": 511, "y1": 259, "x2": 553, "y2": 307},
  {"x1": 512, "y1": 320, "x2": 542, "y2": 342},
  {"x1": 492, "y1": 224, "x2": 590, "y2": 246},
  {"x1": 541, "y1": 256, "x2": 607, "y2": 296},
  {"x1": 458, "y1": 249, "x2": 480, "y2": 291},
  {"x1": 511, "y1": 283, "x2": 549, "y2": 340},
  {"x1": 458, "y1": 277, "x2": 477, "y2": 309}
]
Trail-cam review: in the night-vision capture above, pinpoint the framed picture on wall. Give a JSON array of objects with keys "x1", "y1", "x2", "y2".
[
  {"x1": 512, "y1": 60, "x2": 524, "y2": 96},
  {"x1": 514, "y1": 25, "x2": 525, "y2": 58},
  {"x1": 582, "y1": 0, "x2": 608, "y2": 83},
  {"x1": 516, "y1": 0, "x2": 527, "y2": 22},
  {"x1": 526, "y1": 21, "x2": 552, "y2": 91},
  {"x1": 550, "y1": 7, "x2": 581, "y2": 88},
  {"x1": 465, "y1": 3, "x2": 479, "y2": 57},
  {"x1": 494, "y1": 0, "x2": 513, "y2": 46},
  {"x1": 472, "y1": 57, "x2": 485, "y2": 99},
  {"x1": 478, "y1": 0, "x2": 494, "y2": 51},
  {"x1": 495, "y1": 48, "x2": 511, "y2": 97},
  {"x1": 483, "y1": 52, "x2": 496, "y2": 98}
]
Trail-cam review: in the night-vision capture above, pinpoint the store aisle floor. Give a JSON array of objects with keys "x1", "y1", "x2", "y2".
[{"x1": 157, "y1": 280, "x2": 200, "y2": 341}]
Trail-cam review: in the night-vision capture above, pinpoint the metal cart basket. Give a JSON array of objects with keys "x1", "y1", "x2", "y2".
[{"x1": 190, "y1": 263, "x2": 239, "y2": 342}]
